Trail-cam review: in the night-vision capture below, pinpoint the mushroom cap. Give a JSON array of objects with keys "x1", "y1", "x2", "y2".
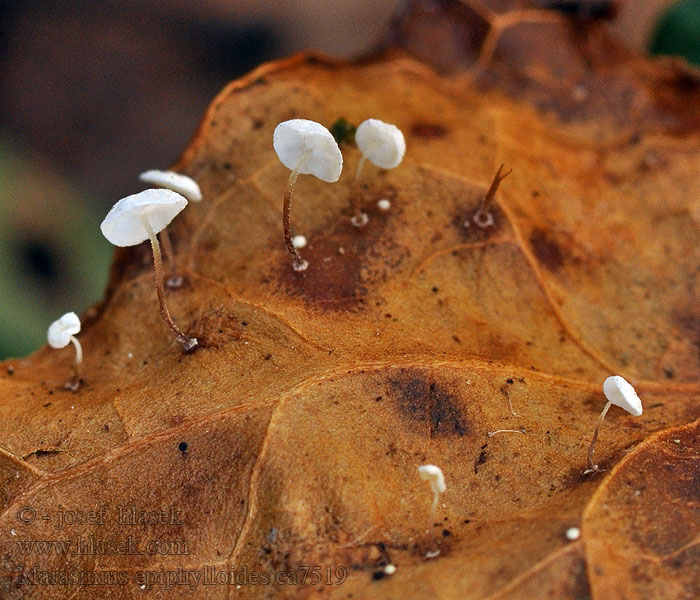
[
  {"x1": 139, "y1": 169, "x2": 202, "y2": 202},
  {"x1": 603, "y1": 375, "x2": 643, "y2": 416},
  {"x1": 47, "y1": 312, "x2": 81, "y2": 349},
  {"x1": 355, "y1": 118, "x2": 406, "y2": 170},
  {"x1": 100, "y1": 189, "x2": 188, "y2": 247},
  {"x1": 273, "y1": 119, "x2": 343, "y2": 182},
  {"x1": 418, "y1": 464, "x2": 446, "y2": 493}
]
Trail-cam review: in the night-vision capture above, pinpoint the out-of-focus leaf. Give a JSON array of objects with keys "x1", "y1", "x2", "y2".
[{"x1": 0, "y1": 138, "x2": 112, "y2": 359}]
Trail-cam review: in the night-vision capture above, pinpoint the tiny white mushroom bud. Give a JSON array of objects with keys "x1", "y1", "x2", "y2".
[
  {"x1": 292, "y1": 234, "x2": 307, "y2": 249},
  {"x1": 47, "y1": 312, "x2": 83, "y2": 391},
  {"x1": 101, "y1": 189, "x2": 197, "y2": 353},
  {"x1": 586, "y1": 375, "x2": 643, "y2": 472},
  {"x1": 565, "y1": 527, "x2": 581, "y2": 541},
  {"x1": 377, "y1": 199, "x2": 391, "y2": 211},
  {"x1": 139, "y1": 169, "x2": 202, "y2": 202},
  {"x1": 351, "y1": 119, "x2": 406, "y2": 227},
  {"x1": 273, "y1": 119, "x2": 342, "y2": 271},
  {"x1": 383, "y1": 564, "x2": 396, "y2": 576}
]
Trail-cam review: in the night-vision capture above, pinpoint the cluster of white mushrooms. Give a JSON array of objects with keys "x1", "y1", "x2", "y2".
[
  {"x1": 44, "y1": 115, "x2": 644, "y2": 543},
  {"x1": 45, "y1": 117, "x2": 406, "y2": 379},
  {"x1": 47, "y1": 169, "x2": 202, "y2": 390},
  {"x1": 273, "y1": 118, "x2": 406, "y2": 271}
]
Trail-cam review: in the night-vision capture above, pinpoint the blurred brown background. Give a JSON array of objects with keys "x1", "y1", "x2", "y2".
[{"x1": 0, "y1": 0, "x2": 689, "y2": 358}]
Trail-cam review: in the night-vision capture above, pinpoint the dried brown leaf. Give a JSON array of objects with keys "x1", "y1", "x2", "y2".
[{"x1": 1, "y1": 2, "x2": 700, "y2": 598}]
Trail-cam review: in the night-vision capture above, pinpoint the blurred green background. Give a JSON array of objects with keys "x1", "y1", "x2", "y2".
[{"x1": 0, "y1": 0, "x2": 698, "y2": 359}]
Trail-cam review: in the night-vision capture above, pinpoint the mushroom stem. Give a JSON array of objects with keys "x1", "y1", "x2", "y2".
[
  {"x1": 586, "y1": 401, "x2": 611, "y2": 472},
  {"x1": 70, "y1": 335, "x2": 83, "y2": 366},
  {"x1": 351, "y1": 155, "x2": 369, "y2": 227},
  {"x1": 472, "y1": 164, "x2": 512, "y2": 228},
  {"x1": 283, "y1": 167, "x2": 309, "y2": 272},
  {"x1": 141, "y1": 216, "x2": 198, "y2": 352},
  {"x1": 65, "y1": 335, "x2": 83, "y2": 391},
  {"x1": 159, "y1": 229, "x2": 183, "y2": 289},
  {"x1": 427, "y1": 490, "x2": 439, "y2": 533}
]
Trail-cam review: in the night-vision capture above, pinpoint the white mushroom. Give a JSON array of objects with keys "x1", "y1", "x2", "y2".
[
  {"x1": 603, "y1": 376, "x2": 643, "y2": 416},
  {"x1": 100, "y1": 189, "x2": 198, "y2": 353},
  {"x1": 356, "y1": 119, "x2": 406, "y2": 170},
  {"x1": 47, "y1": 312, "x2": 83, "y2": 391},
  {"x1": 138, "y1": 170, "x2": 202, "y2": 288},
  {"x1": 352, "y1": 119, "x2": 406, "y2": 227},
  {"x1": 418, "y1": 464, "x2": 446, "y2": 531},
  {"x1": 273, "y1": 119, "x2": 342, "y2": 271},
  {"x1": 586, "y1": 375, "x2": 643, "y2": 472},
  {"x1": 47, "y1": 312, "x2": 81, "y2": 350},
  {"x1": 139, "y1": 170, "x2": 202, "y2": 202}
]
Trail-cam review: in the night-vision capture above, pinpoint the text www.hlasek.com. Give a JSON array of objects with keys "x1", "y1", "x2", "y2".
[{"x1": 14, "y1": 535, "x2": 187, "y2": 557}]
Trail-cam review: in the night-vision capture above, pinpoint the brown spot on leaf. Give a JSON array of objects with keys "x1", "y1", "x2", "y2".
[
  {"x1": 275, "y1": 187, "x2": 407, "y2": 310},
  {"x1": 530, "y1": 228, "x2": 564, "y2": 272},
  {"x1": 388, "y1": 371, "x2": 467, "y2": 437},
  {"x1": 411, "y1": 122, "x2": 448, "y2": 138},
  {"x1": 190, "y1": 306, "x2": 243, "y2": 348}
]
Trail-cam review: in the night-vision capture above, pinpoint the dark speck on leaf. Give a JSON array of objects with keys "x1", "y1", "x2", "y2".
[
  {"x1": 474, "y1": 449, "x2": 488, "y2": 473},
  {"x1": 372, "y1": 571, "x2": 386, "y2": 581},
  {"x1": 178, "y1": 441, "x2": 188, "y2": 453}
]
